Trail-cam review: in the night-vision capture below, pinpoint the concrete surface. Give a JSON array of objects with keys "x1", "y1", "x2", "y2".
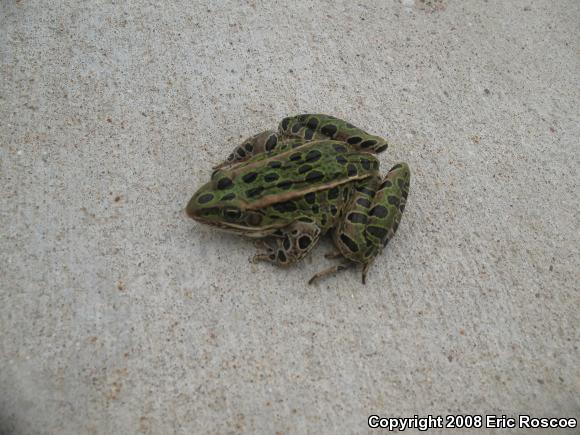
[{"x1": 1, "y1": 0, "x2": 579, "y2": 434}]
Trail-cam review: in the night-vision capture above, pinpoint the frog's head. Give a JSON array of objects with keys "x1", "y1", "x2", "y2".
[{"x1": 186, "y1": 178, "x2": 272, "y2": 237}]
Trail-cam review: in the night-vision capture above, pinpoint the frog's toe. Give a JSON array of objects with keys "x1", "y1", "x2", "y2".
[
  {"x1": 252, "y1": 253, "x2": 275, "y2": 264},
  {"x1": 308, "y1": 261, "x2": 353, "y2": 285},
  {"x1": 361, "y1": 261, "x2": 374, "y2": 285}
]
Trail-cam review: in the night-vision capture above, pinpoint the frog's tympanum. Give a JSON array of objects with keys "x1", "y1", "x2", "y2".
[{"x1": 186, "y1": 114, "x2": 410, "y2": 284}]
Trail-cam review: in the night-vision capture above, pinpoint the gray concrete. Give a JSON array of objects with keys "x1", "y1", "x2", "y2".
[{"x1": 1, "y1": 0, "x2": 579, "y2": 434}]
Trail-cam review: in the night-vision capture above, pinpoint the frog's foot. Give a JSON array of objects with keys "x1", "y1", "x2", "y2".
[
  {"x1": 332, "y1": 163, "x2": 410, "y2": 284},
  {"x1": 251, "y1": 220, "x2": 321, "y2": 267},
  {"x1": 251, "y1": 239, "x2": 272, "y2": 262},
  {"x1": 308, "y1": 260, "x2": 353, "y2": 285},
  {"x1": 213, "y1": 130, "x2": 281, "y2": 170},
  {"x1": 279, "y1": 114, "x2": 389, "y2": 154}
]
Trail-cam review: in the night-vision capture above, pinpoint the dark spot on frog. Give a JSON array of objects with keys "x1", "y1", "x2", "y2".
[
  {"x1": 347, "y1": 212, "x2": 368, "y2": 224},
  {"x1": 305, "y1": 171, "x2": 324, "y2": 183},
  {"x1": 336, "y1": 155, "x2": 347, "y2": 165},
  {"x1": 298, "y1": 164, "x2": 312, "y2": 174},
  {"x1": 333, "y1": 144, "x2": 347, "y2": 153},
  {"x1": 347, "y1": 136, "x2": 362, "y2": 145},
  {"x1": 321, "y1": 124, "x2": 337, "y2": 138},
  {"x1": 298, "y1": 236, "x2": 312, "y2": 249},
  {"x1": 327, "y1": 187, "x2": 339, "y2": 200},
  {"x1": 291, "y1": 123, "x2": 302, "y2": 134},
  {"x1": 290, "y1": 152, "x2": 302, "y2": 162},
  {"x1": 198, "y1": 193, "x2": 214, "y2": 204},
  {"x1": 277, "y1": 180, "x2": 293, "y2": 190},
  {"x1": 268, "y1": 160, "x2": 282, "y2": 169},
  {"x1": 264, "y1": 173, "x2": 280, "y2": 183},
  {"x1": 340, "y1": 234, "x2": 359, "y2": 252},
  {"x1": 281, "y1": 117, "x2": 290, "y2": 131},
  {"x1": 246, "y1": 187, "x2": 264, "y2": 198},
  {"x1": 306, "y1": 118, "x2": 318, "y2": 130},
  {"x1": 347, "y1": 164, "x2": 357, "y2": 176},
  {"x1": 367, "y1": 226, "x2": 388, "y2": 240},
  {"x1": 356, "y1": 186, "x2": 375, "y2": 197},
  {"x1": 236, "y1": 147, "x2": 246, "y2": 158},
  {"x1": 305, "y1": 149, "x2": 322, "y2": 162},
  {"x1": 304, "y1": 192, "x2": 316, "y2": 204},
  {"x1": 217, "y1": 177, "x2": 233, "y2": 190},
  {"x1": 388, "y1": 196, "x2": 400, "y2": 206},
  {"x1": 242, "y1": 172, "x2": 258, "y2": 183},
  {"x1": 370, "y1": 205, "x2": 388, "y2": 218},
  {"x1": 273, "y1": 201, "x2": 297, "y2": 213},
  {"x1": 380, "y1": 180, "x2": 393, "y2": 190},
  {"x1": 265, "y1": 134, "x2": 278, "y2": 151},
  {"x1": 360, "y1": 158, "x2": 371, "y2": 170},
  {"x1": 375, "y1": 144, "x2": 388, "y2": 153},
  {"x1": 304, "y1": 129, "x2": 315, "y2": 140},
  {"x1": 357, "y1": 198, "x2": 371, "y2": 208},
  {"x1": 360, "y1": 139, "x2": 376, "y2": 149},
  {"x1": 221, "y1": 192, "x2": 236, "y2": 201},
  {"x1": 278, "y1": 250, "x2": 287, "y2": 262}
]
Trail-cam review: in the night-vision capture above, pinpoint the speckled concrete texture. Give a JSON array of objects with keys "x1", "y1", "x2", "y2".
[{"x1": 1, "y1": 0, "x2": 579, "y2": 434}]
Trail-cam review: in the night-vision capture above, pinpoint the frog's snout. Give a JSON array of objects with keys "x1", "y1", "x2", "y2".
[{"x1": 185, "y1": 195, "x2": 200, "y2": 220}]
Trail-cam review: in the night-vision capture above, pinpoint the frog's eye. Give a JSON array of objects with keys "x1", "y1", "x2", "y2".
[{"x1": 223, "y1": 207, "x2": 242, "y2": 220}]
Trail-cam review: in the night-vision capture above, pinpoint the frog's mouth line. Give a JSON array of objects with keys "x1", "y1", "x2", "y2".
[{"x1": 185, "y1": 210, "x2": 278, "y2": 238}]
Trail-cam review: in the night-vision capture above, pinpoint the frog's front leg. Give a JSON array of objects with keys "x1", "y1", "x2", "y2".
[
  {"x1": 213, "y1": 130, "x2": 283, "y2": 169},
  {"x1": 252, "y1": 219, "x2": 321, "y2": 267},
  {"x1": 330, "y1": 163, "x2": 410, "y2": 284}
]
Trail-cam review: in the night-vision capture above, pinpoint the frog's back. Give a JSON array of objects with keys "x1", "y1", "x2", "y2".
[{"x1": 213, "y1": 141, "x2": 379, "y2": 210}]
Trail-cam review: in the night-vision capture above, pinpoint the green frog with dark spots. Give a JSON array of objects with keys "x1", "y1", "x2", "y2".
[{"x1": 186, "y1": 114, "x2": 410, "y2": 284}]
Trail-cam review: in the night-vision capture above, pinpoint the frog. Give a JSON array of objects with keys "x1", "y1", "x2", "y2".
[{"x1": 186, "y1": 114, "x2": 410, "y2": 284}]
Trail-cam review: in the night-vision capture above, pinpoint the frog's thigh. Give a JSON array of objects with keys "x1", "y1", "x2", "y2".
[
  {"x1": 334, "y1": 163, "x2": 410, "y2": 281},
  {"x1": 279, "y1": 114, "x2": 389, "y2": 154},
  {"x1": 214, "y1": 130, "x2": 282, "y2": 169},
  {"x1": 255, "y1": 220, "x2": 321, "y2": 267}
]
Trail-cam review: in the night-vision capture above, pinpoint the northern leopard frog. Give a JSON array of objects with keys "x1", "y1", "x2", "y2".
[{"x1": 186, "y1": 114, "x2": 410, "y2": 284}]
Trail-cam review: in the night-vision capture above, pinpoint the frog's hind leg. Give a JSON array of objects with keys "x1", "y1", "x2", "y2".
[
  {"x1": 252, "y1": 219, "x2": 321, "y2": 267},
  {"x1": 333, "y1": 163, "x2": 410, "y2": 284},
  {"x1": 213, "y1": 130, "x2": 283, "y2": 170},
  {"x1": 279, "y1": 114, "x2": 389, "y2": 154}
]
